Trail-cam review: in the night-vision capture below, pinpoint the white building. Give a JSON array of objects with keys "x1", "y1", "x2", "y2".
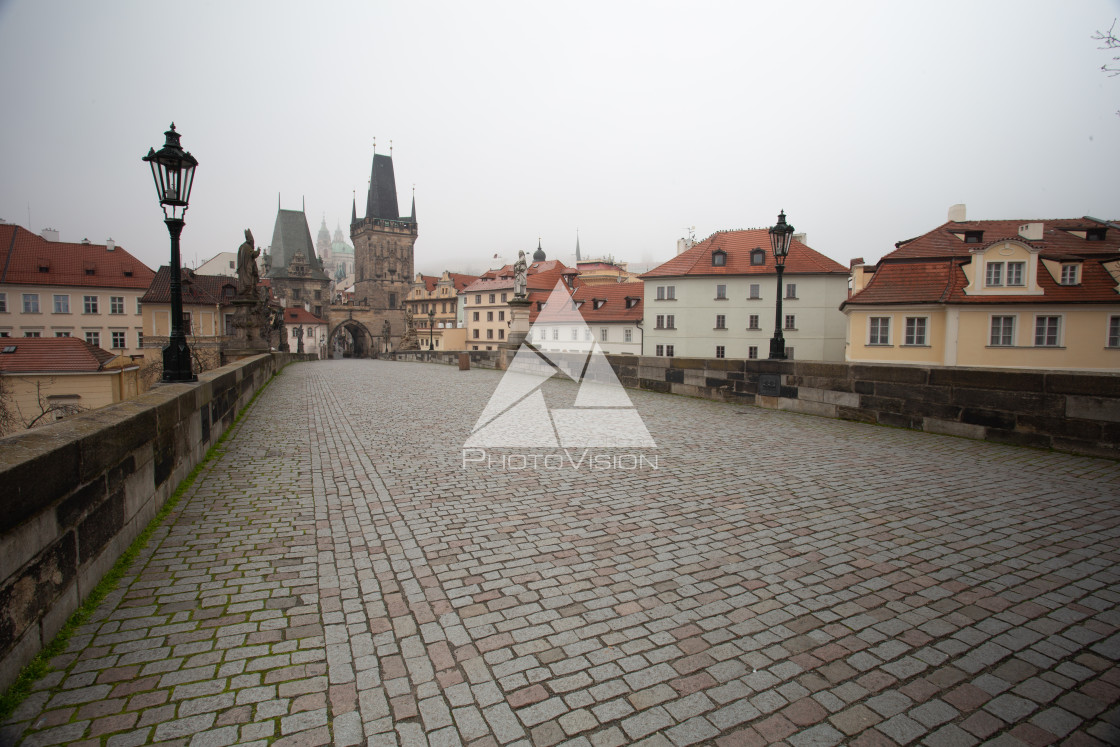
[
  {"x1": 641, "y1": 228, "x2": 849, "y2": 361},
  {"x1": 530, "y1": 282, "x2": 643, "y2": 356}
]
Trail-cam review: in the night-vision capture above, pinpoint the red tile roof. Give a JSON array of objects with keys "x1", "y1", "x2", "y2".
[
  {"x1": 0, "y1": 337, "x2": 119, "y2": 373},
  {"x1": 417, "y1": 272, "x2": 480, "y2": 293},
  {"x1": 284, "y1": 307, "x2": 326, "y2": 325},
  {"x1": 141, "y1": 266, "x2": 240, "y2": 306},
  {"x1": 642, "y1": 229, "x2": 848, "y2": 278},
  {"x1": 464, "y1": 260, "x2": 573, "y2": 295},
  {"x1": 0, "y1": 225, "x2": 156, "y2": 289},
  {"x1": 572, "y1": 283, "x2": 643, "y2": 323},
  {"x1": 884, "y1": 218, "x2": 1120, "y2": 261}
]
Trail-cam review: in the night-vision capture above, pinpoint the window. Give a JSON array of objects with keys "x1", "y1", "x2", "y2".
[
  {"x1": 55, "y1": 331, "x2": 70, "y2": 337},
  {"x1": 182, "y1": 312, "x2": 192, "y2": 334},
  {"x1": 656, "y1": 344, "x2": 664, "y2": 356},
  {"x1": 716, "y1": 345, "x2": 725, "y2": 359},
  {"x1": 138, "y1": 332, "x2": 144, "y2": 348},
  {"x1": 666, "y1": 345, "x2": 674, "y2": 357},
  {"x1": 715, "y1": 314, "x2": 726, "y2": 330},
  {"x1": 656, "y1": 314, "x2": 665, "y2": 329},
  {"x1": 904, "y1": 317, "x2": 928, "y2": 345},
  {"x1": 84, "y1": 295, "x2": 98, "y2": 314},
  {"x1": 442, "y1": 302, "x2": 448, "y2": 313},
  {"x1": 750, "y1": 249, "x2": 765, "y2": 265},
  {"x1": 716, "y1": 284, "x2": 727, "y2": 299},
  {"x1": 1007, "y1": 262, "x2": 1025, "y2": 286},
  {"x1": 389, "y1": 293, "x2": 397, "y2": 308},
  {"x1": 990, "y1": 316, "x2": 1015, "y2": 346},
  {"x1": 600, "y1": 328, "x2": 608, "y2": 342},
  {"x1": 0, "y1": 332, "x2": 9, "y2": 337},
  {"x1": 1060, "y1": 265, "x2": 1079, "y2": 285},
  {"x1": 568, "y1": 328, "x2": 577, "y2": 341},
  {"x1": 1035, "y1": 316, "x2": 1060, "y2": 347},
  {"x1": 487, "y1": 311, "x2": 494, "y2": 322},
  {"x1": 473, "y1": 311, "x2": 479, "y2": 321},
  {"x1": 473, "y1": 329, "x2": 479, "y2": 339},
  {"x1": 23, "y1": 331, "x2": 40, "y2": 337},
  {"x1": 712, "y1": 250, "x2": 727, "y2": 267},
  {"x1": 501, "y1": 293, "x2": 507, "y2": 302},
  {"x1": 784, "y1": 315, "x2": 796, "y2": 330},
  {"x1": 486, "y1": 329, "x2": 494, "y2": 339},
  {"x1": 498, "y1": 329, "x2": 505, "y2": 339},
  {"x1": 489, "y1": 293, "x2": 496, "y2": 303},
  {"x1": 986, "y1": 262, "x2": 1003, "y2": 286},
  {"x1": 0, "y1": 293, "x2": 6, "y2": 312},
  {"x1": 748, "y1": 346, "x2": 758, "y2": 359},
  {"x1": 748, "y1": 314, "x2": 760, "y2": 330},
  {"x1": 964, "y1": 230, "x2": 984, "y2": 244},
  {"x1": 552, "y1": 328, "x2": 558, "y2": 340},
  {"x1": 292, "y1": 288, "x2": 301, "y2": 299},
  {"x1": 136, "y1": 299, "x2": 142, "y2": 314},
  {"x1": 23, "y1": 294, "x2": 40, "y2": 313},
  {"x1": 498, "y1": 311, "x2": 505, "y2": 321},
  {"x1": 869, "y1": 317, "x2": 890, "y2": 345},
  {"x1": 475, "y1": 294, "x2": 481, "y2": 304},
  {"x1": 85, "y1": 331, "x2": 100, "y2": 346},
  {"x1": 624, "y1": 328, "x2": 632, "y2": 343},
  {"x1": 110, "y1": 296, "x2": 124, "y2": 314},
  {"x1": 314, "y1": 306, "x2": 322, "y2": 318},
  {"x1": 656, "y1": 286, "x2": 665, "y2": 300},
  {"x1": 314, "y1": 290, "x2": 321, "y2": 300},
  {"x1": 224, "y1": 314, "x2": 234, "y2": 336},
  {"x1": 1109, "y1": 316, "x2": 1120, "y2": 348},
  {"x1": 666, "y1": 286, "x2": 675, "y2": 300},
  {"x1": 666, "y1": 315, "x2": 675, "y2": 329},
  {"x1": 54, "y1": 295, "x2": 69, "y2": 313},
  {"x1": 111, "y1": 331, "x2": 126, "y2": 349},
  {"x1": 785, "y1": 283, "x2": 797, "y2": 299},
  {"x1": 749, "y1": 284, "x2": 760, "y2": 299}
]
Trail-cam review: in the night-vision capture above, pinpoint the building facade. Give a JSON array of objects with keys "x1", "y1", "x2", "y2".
[
  {"x1": 265, "y1": 209, "x2": 331, "y2": 320},
  {"x1": 843, "y1": 212, "x2": 1120, "y2": 370},
  {"x1": 140, "y1": 267, "x2": 241, "y2": 372},
  {"x1": 351, "y1": 153, "x2": 416, "y2": 314},
  {"x1": 405, "y1": 271, "x2": 478, "y2": 350},
  {"x1": 641, "y1": 228, "x2": 850, "y2": 360},
  {"x1": 0, "y1": 226, "x2": 155, "y2": 356},
  {"x1": 0, "y1": 337, "x2": 141, "y2": 435},
  {"x1": 283, "y1": 306, "x2": 328, "y2": 358},
  {"x1": 461, "y1": 255, "x2": 572, "y2": 351},
  {"x1": 531, "y1": 282, "x2": 643, "y2": 355}
]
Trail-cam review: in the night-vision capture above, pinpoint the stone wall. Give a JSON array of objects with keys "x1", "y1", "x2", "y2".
[
  {"x1": 0, "y1": 353, "x2": 312, "y2": 690},
  {"x1": 609, "y1": 357, "x2": 1120, "y2": 459},
  {"x1": 392, "y1": 349, "x2": 503, "y2": 369}
]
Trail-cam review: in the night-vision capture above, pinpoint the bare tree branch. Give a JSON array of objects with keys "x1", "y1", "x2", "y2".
[{"x1": 1093, "y1": 19, "x2": 1120, "y2": 76}]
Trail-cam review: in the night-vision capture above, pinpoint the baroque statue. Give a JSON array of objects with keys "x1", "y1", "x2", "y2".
[
  {"x1": 513, "y1": 250, "x2": 528, "y2": 298},
  {"x1": 237, "y1": 228, "x2": 260, "y2": 298}
]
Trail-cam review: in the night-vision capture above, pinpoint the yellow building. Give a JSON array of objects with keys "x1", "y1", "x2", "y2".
[
  {"x1": 405, "y1": 271, "x2": 478, "y2": 350},
  {"x1": 0, "y1": 337, "x2": 140, "y2": 435},
  {"x1": 0, "y1": 226, "x2": 155, "y2": 355},
  {"x1": 843, "y1": 213, "x2": 1120, "y2": 370},
  {"x1": 139, "y1": 266, "x2": 242, "y2": 371},
  {"x1": 461, "y1": 255, "x2": 573, "y2": 351}
]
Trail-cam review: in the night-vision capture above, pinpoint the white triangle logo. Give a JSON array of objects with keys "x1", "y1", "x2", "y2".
[{"x1": 465, "y1": 281, "x2": 656, "y2": 449}]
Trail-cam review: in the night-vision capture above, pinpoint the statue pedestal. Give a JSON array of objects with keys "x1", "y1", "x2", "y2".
[
  {"x1": 504, "y1": 297, "x2": 532, "y2": 349},
  {"x1": 222, "y1": 297, "x2": 270, "y2": 363}
]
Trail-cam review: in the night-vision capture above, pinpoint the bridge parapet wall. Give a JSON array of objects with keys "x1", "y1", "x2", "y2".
[
  {"x1": 0, "y1": 352, "x2": 313, "y2": 690},
  {"x1": 610, "y1": 357, "x2": 1120, "y2": 459}
]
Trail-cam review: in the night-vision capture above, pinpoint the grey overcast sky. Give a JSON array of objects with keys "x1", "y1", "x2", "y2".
[{"x1": 1, "y1": 0, "x2": 1118, "y2": 276}]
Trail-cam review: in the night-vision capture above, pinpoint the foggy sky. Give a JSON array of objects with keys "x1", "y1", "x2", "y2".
[{"x1": 1, "y1": 0, "x2": 1118, "y2": 277}]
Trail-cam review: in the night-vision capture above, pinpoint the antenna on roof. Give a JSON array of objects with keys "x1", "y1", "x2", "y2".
[
  {"x1": 390, "y1": 139, "x2": 393, "y2": 157},
  {"x1": 372, "y1": 136, "x2": 376, "y2": 155},
  {"x1": 302, "y1": 195, "x2": 305, "y2": 212}
]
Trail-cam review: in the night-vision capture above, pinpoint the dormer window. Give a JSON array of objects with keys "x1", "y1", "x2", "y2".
[
  {"x1": 1060, "y1": 264, "x2": 1080, "y2": 285},
  {"x1": 712, "y1": 249, "x2": 727, "y2": 267},
  {"x1": 750, "y1": 248, "x2": 766, "y2": 266},
  {"x1": 625, "y1": 297, "x2": 638, "y2": 308},
  {"x1": 37, "y1": 260, "x2": 50, "y2": 272},
  {"x1": 1087, "y1": 228, "x2": 1107, "y2": 241},
  {"x1": 123, "y1": 268, "x2": 133, "y2": 277},
  {"x1": 593, "y1": 299, "x2": 606, "y2": 310},
  {"x1": 964, "y1": 231, "x2": 984, "y2": 244}
]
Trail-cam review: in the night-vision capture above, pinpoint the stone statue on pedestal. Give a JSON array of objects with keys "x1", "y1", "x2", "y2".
[
  {"x1": 237, "y1": 229, "x2": 260, "y2": 298},
  {"x1": 513, "y1": 250, "x2": 528, "y2": 298}
]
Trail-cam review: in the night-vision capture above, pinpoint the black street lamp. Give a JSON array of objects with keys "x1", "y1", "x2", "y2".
[
  {"x1": 428, "y1": 307, "x2": 435, "y2": 350},
  {"x1": 768, "y1": 210, "x2": 794, "y2": 360},
  {"x1": 143, "y1": 123, "x2": 198, "y2": 382}
]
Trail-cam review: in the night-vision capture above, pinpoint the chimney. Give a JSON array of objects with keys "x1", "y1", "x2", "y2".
[
  {"x1": 849, "y1": 257, "x2": 865, "y2": 269},
  {"x1": 40, "y1": 228, "x2": 59, "y2": 242},
  {"x1": 948, "y1": 204, "x2": 967, "y2": 222},
  {"x1": 105, "y1": 238, "x2": 116, "y2": 251},
  {"x1": 676, "y1": 237, "x2": 695, "y2": 255},
  {"x1": 793, "y1": 232, "x2": 807, "y2": 246},
  {"x1": 1018, "y1": 222, "x2": 1043, "y2": 241},
  {"x1": 81, "y1": 237, "x2": 91, "y2": 244}
]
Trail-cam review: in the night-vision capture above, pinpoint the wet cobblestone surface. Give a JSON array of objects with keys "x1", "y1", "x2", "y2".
[{"x1": 4, "y1": 358, "x2": 1120, "y2": 746}]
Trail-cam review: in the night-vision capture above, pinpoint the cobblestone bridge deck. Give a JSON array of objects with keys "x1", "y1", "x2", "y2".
[{"x1": 4, "y1": 359, "x2": 1120, "y2": 746}]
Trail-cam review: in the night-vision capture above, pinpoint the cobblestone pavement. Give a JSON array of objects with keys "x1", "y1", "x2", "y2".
[{"x1": 4, "y1": 359, "x2": 1120, "y2": 747}]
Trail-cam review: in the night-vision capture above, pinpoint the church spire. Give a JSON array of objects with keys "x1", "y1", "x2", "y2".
[
  {"x1": 410, "y1": 186, "x2": 416, "y2": 223},
  {"x1": 351, "y1": 191, "x2": 357, "y2": 224},
  {"x1": 575, "y1": 230, "x2": 581, "y2": 262}
]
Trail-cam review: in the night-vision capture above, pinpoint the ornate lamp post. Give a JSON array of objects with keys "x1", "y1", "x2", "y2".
[
  {"x1": 143, "y1": 123, "x2": 198, "y2": 381},
  {"x1": 768, "y1": 210, "x2": 794, "y2": 360},
  {"x1": 428, "y1": 307, "x2": 435, "y2": 350}
]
